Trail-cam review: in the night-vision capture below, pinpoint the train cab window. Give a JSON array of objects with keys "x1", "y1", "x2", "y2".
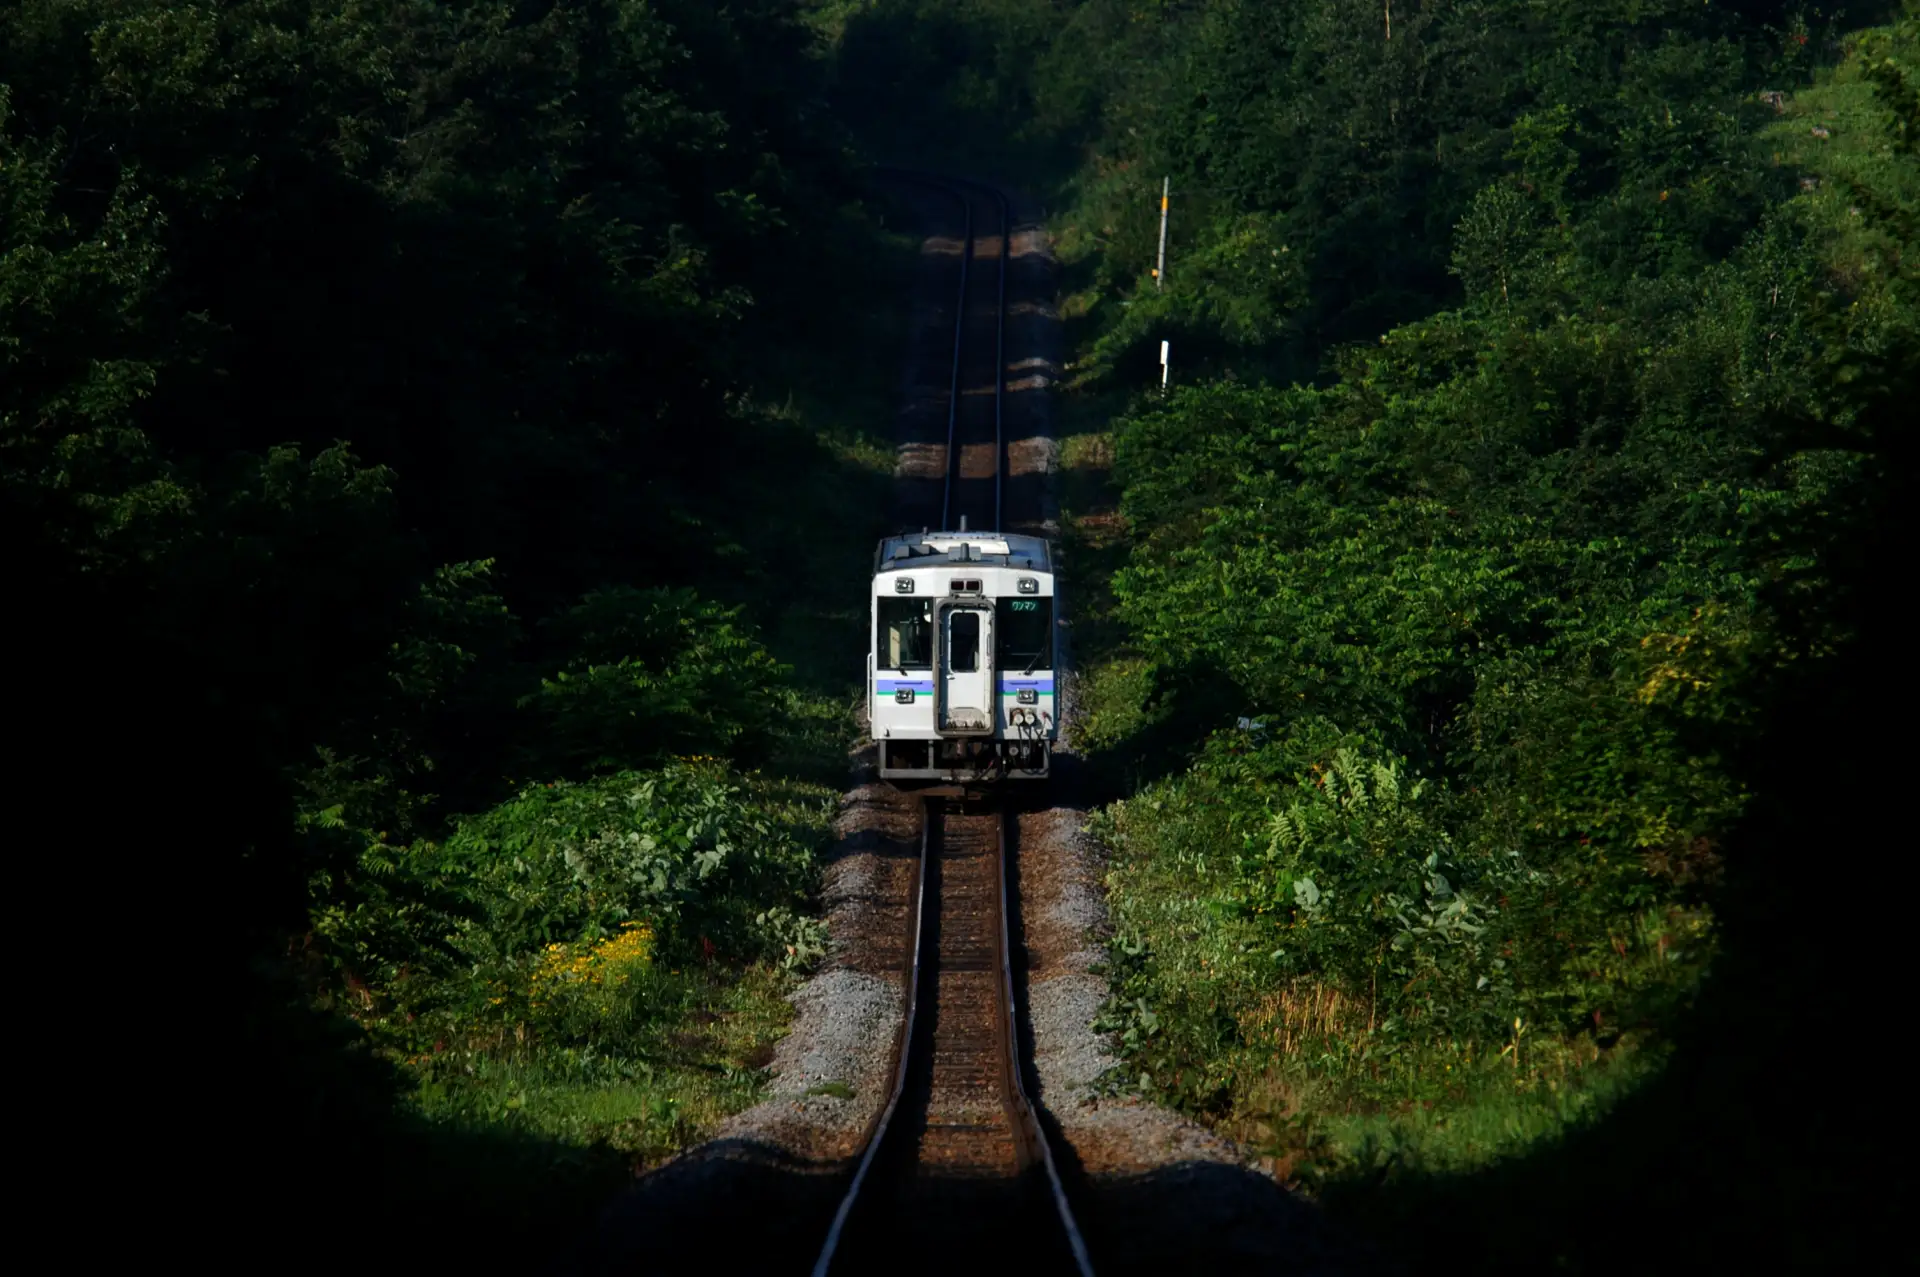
[
  {"x1": 996, "y1": 597, "x2": 1053, "y2": 672},
  {"x1": 877, "y1": 598, "x2": 932, "y2": 669},
  {"x1": 948, "y1": 610, "x2": 981, "y2": 672}
]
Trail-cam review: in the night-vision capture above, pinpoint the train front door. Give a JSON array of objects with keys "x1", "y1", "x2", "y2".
[{"x1": 940, "y1": 606, "x2": 993, "y2": 732}]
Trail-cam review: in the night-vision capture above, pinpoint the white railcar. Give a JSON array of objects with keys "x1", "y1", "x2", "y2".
[{"x1": 870, "y1": 530, "x2": 1057, "y2": 784}]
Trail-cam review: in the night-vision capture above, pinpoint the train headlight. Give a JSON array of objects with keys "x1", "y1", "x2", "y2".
[
  {"x1": 895, "y1": 688, "x2": 915, "y2": 704},
  {"x1": 894, "y1": 577, "x2": 914, "y2": 594},
  {"x1": 1018, "y1": 577, "x2": 1038, "y2": 594},
  {"x1": 1017, "y1": 688, "x2": 1038, "y2": 705}
]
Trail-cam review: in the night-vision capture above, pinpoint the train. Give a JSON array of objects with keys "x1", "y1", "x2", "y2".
[{"x1": 869, "y1": 527, "x2": 1057, "y2": 784}]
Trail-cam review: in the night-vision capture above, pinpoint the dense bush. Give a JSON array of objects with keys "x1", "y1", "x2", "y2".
[
  {"x1": 522, "y1": 588, "x2": 798, "y2": 775},
  {"x1": 1065, "y1": 1, "x2": 1920, "y2": 1205},
  {"x1": 315, "y1": 763, "x2": 831, "y2": 1053},
  {"x1": 1047, "y1": 0, "x2": 1862, "y2": 385},
  {"x1": 5, "y1": 1, "x2": 886, "y2": 1252},
  {"x1": 439, "y1": 766, "x2": 828, "y2": 974},
  {"x1": 4, "y1": 0, "x2": 878, "y2": 880}
]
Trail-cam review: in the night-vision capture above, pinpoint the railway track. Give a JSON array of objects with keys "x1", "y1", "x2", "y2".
[
  {"x1": 880, "y1": 171, "x2": 1014, "y2": 536},
  {"x1": 813, "y1": 801, "x2": 1092, "y2": 1277},
  {"x1": 812, "y1": 176, "x2": 1092, "y2": 1275}
]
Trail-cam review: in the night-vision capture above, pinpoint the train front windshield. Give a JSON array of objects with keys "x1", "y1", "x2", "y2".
[
  {"x1": 996, "y1": 597, "x2": 1053, "y2": 672},
  {"x1": 877, "y1": 598, "x2": 933, "y2": 669}
]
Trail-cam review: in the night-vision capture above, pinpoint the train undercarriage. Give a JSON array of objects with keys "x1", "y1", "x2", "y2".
[{"x1": 877, "y1": 737, "x2": 1050, "y2": 786}]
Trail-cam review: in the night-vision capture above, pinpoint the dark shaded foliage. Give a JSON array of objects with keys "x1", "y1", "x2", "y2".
[{"x1": 5, "y1": 0, "x2": 882, "y2": 1253}]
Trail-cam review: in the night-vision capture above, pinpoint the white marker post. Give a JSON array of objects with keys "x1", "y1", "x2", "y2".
[{"x1": 1160, "y1": 340, "x2": 1171, "y2": 391}]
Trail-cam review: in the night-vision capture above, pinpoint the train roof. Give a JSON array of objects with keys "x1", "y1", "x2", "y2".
[{"x1": 874, "y1": 530, "x2": 1053, "y2": 574}]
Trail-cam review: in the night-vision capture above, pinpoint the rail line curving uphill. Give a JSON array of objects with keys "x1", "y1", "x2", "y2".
[
  {"x1": 868, "y1": 173, "x2": 1056, "y2": 786},
  {"x1": 814, "y1": 175, "x2": 1092, "y2": 1277}
]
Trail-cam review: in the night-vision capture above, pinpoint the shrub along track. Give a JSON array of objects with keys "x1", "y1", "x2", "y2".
[{"x1": 571, "y1": 176, "x2": 1382, "y2": 1276}]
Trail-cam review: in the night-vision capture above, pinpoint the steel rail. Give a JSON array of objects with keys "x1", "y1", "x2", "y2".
[
  {"x1": 872, "y1": 169, "x2": 1006, "y2": 534},
  {"x1": 809, "y1": 815, "x2": 930, "y2": 1277},
  {"x1": 810, "y1": 803, "x2": 1095, "y2": 1277},
  {"x1": 953, "y1": 180, "x2": 1008, "y2": 534},
  {"x1": 939, "y1": 177, "x2": 1010, "y2": 532},
  {"x1": 994, "y1": 807, "x2": 1097, "y2": 1277},
  {"x1": 877, "y1": 169, "x2": 970, "y2": 534},
  {"x1": 942, "y1": 191, "x2": 973, "y2": 534},
  {"x1": 991, "y1": 186, "x2": 1007, "y2": 533}
]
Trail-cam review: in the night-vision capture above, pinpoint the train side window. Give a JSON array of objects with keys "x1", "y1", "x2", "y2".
[
  {"x1": 995, "y1": 597, "x2": 1053, "y2": 672},
  {"x1": 877, "y1": 598, "x2": 931, "y2": 668},
  {"x1": 948, "y1": 610, "x2": 981, "y2": 672}
]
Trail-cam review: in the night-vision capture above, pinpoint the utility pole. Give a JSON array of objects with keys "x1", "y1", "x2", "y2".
[
  {"x1": 1154, "y1": 176, "x2": 1169, "y2": 289},
  {"x1": 1155, "y1": 180, "x2": 1171, "y2": 392},
  {"x1": 1385, "y1": 0, "x2": 1392, "y2": 41}
]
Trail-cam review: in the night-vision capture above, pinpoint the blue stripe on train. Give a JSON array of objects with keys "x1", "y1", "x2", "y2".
[{"x1": 876, "y1": 679, "x2": 1054, "y2": 693}]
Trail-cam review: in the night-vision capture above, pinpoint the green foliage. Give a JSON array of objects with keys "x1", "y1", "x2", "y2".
[
  {"x1": 314, "y1": 764, "x2": 832, "y2": 1016},
  {"x1": 820, "y1": 0, "x2": 1090, "y2": 179},
  {"x1": 1087, "y1": 211, "x2": 1309, "y2": 382},
  {"x1": 1057, "y1": 7, "x2": 1920, "y2": 1242},
  {"x1": 405, "y1": 960, "x2": 798, "y2": 1167},
  {"x1": 5, "y1": 0, "x2": 893, "y2": 1249},
  {"x1": 523, "y1": 588, "x2": 795, "y2": 775},
  {"x1": 1241, "y1": 751, "x2": 1503, "y2": 1031},
  {"x1": 440, "y1": 765, "x2": 827, "y2": 967},
  {"x1": 310, "y1": 760, "x2": 830, "y2": 1188},
  {"x1": 1047, "y1": 0, "x2": 1827, "y2": 386},
  {"x1": 1095, "y1": 734, "x2": 1718, "y2": 1138},
  {"x1": 5, "y1": 0, "x2": 881, "y2": 852},
  {"x1": 1450, "y1": 181, "x2": 1557, "y2": 309}
]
